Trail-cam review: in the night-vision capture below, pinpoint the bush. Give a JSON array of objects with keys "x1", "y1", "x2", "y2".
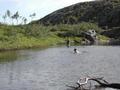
[
  {"x1": 23, "y1": 24, "x2": 50, "y2": 37},
  {"x1": 57, "y1": 22, "x2": 103, "y2": 37}
]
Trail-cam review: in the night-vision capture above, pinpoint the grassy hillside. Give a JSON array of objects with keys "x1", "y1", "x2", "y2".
[{"x1": 34, "y1": 0, "x2": 120, "y2": 29}]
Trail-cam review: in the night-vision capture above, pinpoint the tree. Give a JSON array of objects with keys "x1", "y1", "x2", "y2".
[
  {"x1": 6, "y1": 10, "x2": 11, "y2": 24},
  {"x1": 2, "y1": 14, "x2": 7, "y2": 24},
  {"x1": 6, "y1": 10, "x2": 11, "y2": 18},
  {"x1": 29, "y1": 13, "x2": 36, "y2": 21},
  {"x1": 22, "y1": 17, "x2": 27, "y2": 24},
  {"x1": 11, "y1": 15, "x2": 15, "y2": 25},
  {"x1": 13, "y1": 11, "x2": 19, "y2": 24}
]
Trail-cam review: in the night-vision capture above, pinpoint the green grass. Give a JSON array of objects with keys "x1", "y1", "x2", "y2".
[
  {"x1": 0, "y1": 22, "x2": 108, "y2": 51},
  {"x1": 0, "y1": 24, "x2": 65, "y2": 50},
  {"x1": 98, "y1": 35, "x2": 110, "y2": 44},
  {"x1": 0, "y1": 34, "x2": 64, "y2": 50}
]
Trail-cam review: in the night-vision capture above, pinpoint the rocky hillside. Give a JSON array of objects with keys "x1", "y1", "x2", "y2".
[{"x1": 34, "y1": 0, "x2": 120, "y2": 29}]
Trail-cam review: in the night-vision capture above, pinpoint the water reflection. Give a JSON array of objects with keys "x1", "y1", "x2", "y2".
[{"x1": 0, "y1": 51, "x2": 18, "y2": 63}]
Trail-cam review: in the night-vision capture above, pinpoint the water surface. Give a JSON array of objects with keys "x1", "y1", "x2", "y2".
[{"x1": 0, "y1": 46, "x2": 120, "y2": 90}]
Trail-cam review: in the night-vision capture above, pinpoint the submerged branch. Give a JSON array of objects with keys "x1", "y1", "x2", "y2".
[{"x1": 66, "y1": 76, "x2": 120, "y2": 90}]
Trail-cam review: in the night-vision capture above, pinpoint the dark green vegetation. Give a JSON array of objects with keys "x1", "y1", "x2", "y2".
[
  {"x1": 0, "y1": 0, "x2": 120, "y2": 51},
  {"x1": 35, "y1": 0, "x2": 120, "y2": 28}
]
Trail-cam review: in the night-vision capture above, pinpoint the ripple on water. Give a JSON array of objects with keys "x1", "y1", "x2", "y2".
[{"x1": 0, "y1": 46, "x2": 120, "y2": 90}]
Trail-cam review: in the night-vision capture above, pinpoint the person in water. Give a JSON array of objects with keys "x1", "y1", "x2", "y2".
[
  {"x1": 66, "y1": 39, "x2": 70, "y2": 47},
  {"x1": 74, "y1": 48, "x2": 80, "y2": 53}
]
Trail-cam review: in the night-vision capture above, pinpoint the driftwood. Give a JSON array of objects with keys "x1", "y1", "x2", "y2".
[{"x1": 66, "y1": 76, "x2": 120, "y2": 90}]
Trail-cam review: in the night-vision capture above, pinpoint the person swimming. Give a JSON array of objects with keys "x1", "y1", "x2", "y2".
[{"x1": 74, "y1": 48, "x2": 80, "y2": 54}]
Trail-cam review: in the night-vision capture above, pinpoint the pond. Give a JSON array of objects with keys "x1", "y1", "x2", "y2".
[{"x1": 0, "y1": 46, "x2": 120, "y2": 90}]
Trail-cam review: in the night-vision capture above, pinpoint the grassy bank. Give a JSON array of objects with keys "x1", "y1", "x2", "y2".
[
  {"x1": 0, "y1": 36, "x2": 64, "y2": 51},
  {"x1": 0, "y1": 24, "x2": 65, "y2": 51},
  {"x1": 0, "y1": 22, "x2": 109, "y2": 51}
]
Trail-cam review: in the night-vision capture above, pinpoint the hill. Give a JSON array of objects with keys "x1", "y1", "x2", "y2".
[{"x1": 34, "y1": 0, "x2": 120, "y2": 29}]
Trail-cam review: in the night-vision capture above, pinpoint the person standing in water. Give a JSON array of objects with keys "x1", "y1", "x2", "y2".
[{"x1": 66, "y1": 39, "x2": 70, "y2": 47}]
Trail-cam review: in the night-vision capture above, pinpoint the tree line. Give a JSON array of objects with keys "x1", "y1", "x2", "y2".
[{"x1": 0, "y1": 10, "x2": 36, "y2": 25}]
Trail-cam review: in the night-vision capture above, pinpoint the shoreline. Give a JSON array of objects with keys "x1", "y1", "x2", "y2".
[{"x1": 0, "y1": 43, "x2": 119, "y2": 52}]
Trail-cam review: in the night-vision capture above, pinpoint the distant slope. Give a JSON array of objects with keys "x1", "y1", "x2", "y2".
[{"x1": 34, "y1": 0, "x2": 120, "y2": 28}]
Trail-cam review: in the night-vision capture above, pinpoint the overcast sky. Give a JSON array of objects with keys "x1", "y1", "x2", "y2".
[{"x1": 0, "y1": 0, "x2": 94, "y2": 23}]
